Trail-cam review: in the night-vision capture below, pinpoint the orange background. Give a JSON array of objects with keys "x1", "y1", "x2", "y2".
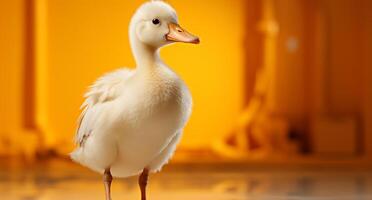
[{"x1": 1, "y1": 0, "x2": 372, "y2": 162}]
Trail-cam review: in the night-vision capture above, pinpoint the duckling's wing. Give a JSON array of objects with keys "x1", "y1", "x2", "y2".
[{"x1": 75, "y1": 68, "x2": 135, "y2": 146}]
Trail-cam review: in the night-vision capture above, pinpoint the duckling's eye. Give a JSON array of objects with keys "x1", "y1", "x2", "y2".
[{"x1": 152, "y1": 18, "x2": 160, "y2": 25}]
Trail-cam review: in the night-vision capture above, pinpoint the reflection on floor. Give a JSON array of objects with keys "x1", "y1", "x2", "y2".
[{"x1": 1, "y1": 159, "x2": 372, "y2": 200}]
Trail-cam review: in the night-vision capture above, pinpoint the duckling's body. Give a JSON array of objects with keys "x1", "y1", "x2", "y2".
[
  {"x1": 71, "y1": 64, "x2": 192, "y2": 177},
  {"x1": 70, "y1": 1, "x2": 199, "y2": 199}
]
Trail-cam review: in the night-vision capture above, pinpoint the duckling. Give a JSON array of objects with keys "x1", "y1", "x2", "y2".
[{"x1": 70, "y1": 1, "x2": 199, "y2": 200}]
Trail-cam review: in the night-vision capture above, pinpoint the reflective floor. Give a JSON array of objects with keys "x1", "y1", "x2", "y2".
[{"x1": 1, "y1": 159, "x2": 372, "y2": 200}]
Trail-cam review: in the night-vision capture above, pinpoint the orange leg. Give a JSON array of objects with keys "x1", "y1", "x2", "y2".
[
  {"x1": 103, "y1": 168, "x2": 113, "y2": 200},
  {"x1": 138, "y1": 168, "x2": 149, "y2": 200}
]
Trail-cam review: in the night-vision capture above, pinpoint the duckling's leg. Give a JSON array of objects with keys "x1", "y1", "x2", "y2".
[
  {"x1": 103, "y1": 168, "x2": 113, "y2": 200},
  {"x1": 139, "y1": 168, "x2": 149, "y2": 200}
]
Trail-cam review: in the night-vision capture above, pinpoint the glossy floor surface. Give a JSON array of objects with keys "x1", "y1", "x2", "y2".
[{"x1": 1, "y1": 159, "x2": 372, "y2": 200}]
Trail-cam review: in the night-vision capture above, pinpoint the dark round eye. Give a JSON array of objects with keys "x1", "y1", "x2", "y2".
[{"x1": 152, "y1": 18, "x2": 160, "y2": 25}]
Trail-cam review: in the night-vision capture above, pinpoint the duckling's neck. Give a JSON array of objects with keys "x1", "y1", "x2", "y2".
[{"x1": 131, "y1": 39, "x2": 163, "y2": 72}]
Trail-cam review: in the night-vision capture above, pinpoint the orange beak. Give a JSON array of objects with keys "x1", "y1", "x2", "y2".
[{"x1": 166, "y1": 22, "x2": 200, "y2": 44}]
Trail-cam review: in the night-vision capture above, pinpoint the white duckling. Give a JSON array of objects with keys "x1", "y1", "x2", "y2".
[{"x1": 70, "y1": 1, "x2": 199, "y2": 200}]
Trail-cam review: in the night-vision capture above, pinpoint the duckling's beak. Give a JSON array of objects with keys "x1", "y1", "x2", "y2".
[{"x1": 166, "y1": 22, "x2": 200, "y2": 44}]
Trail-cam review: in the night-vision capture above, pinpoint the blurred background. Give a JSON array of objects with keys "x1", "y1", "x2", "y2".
[{"x1": 1, "y1": 0, "x2": 372, "y2": 199}]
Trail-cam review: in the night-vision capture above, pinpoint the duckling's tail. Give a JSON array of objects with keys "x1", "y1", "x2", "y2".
[{"x1": 70, "y1": 148, "x2": 83, "y2": 164}]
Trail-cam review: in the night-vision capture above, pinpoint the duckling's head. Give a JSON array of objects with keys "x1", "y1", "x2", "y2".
[{"x1": 129, "y1": 0, "x2": 199, "y2": 49}]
